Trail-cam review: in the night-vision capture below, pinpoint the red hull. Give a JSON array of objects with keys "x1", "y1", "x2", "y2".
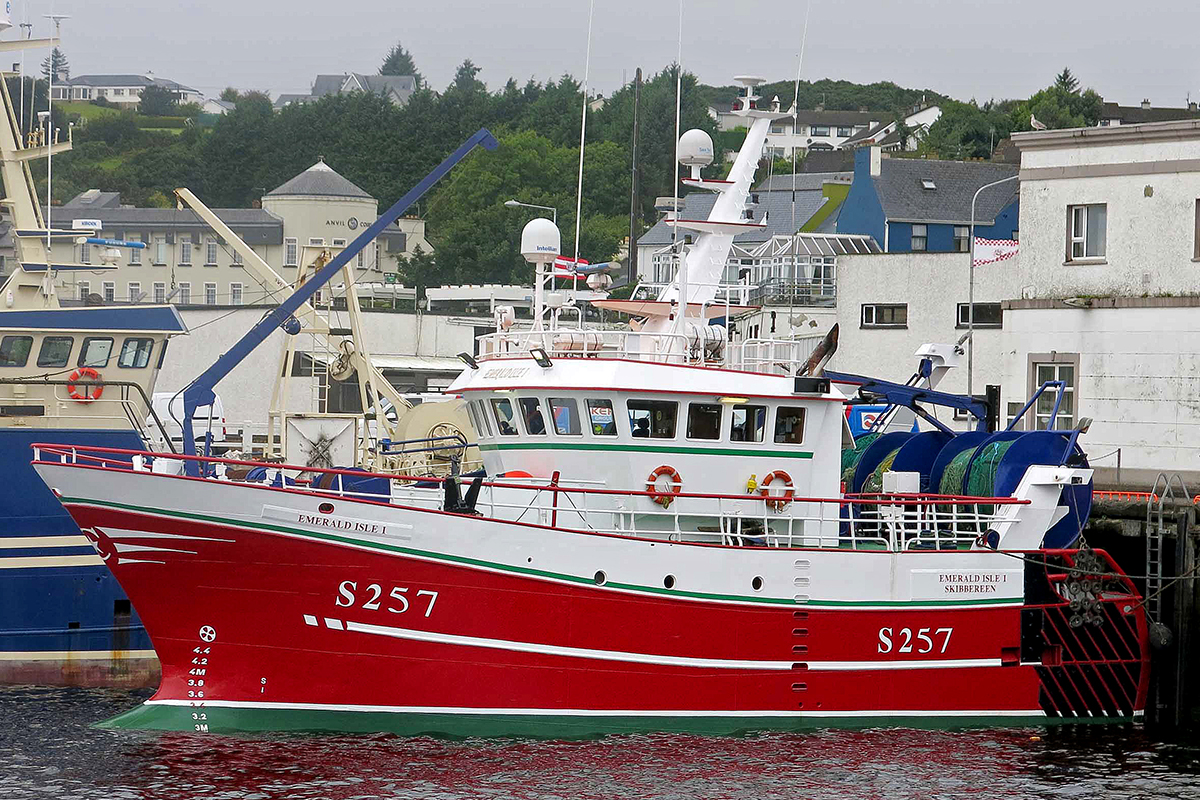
[{"x1": 63, "y1": 500, "x2": 1149, "y2": 733}]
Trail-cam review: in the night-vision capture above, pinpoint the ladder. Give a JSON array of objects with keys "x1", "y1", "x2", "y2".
[{"x1": 1146, "y1": 473, "x2": 1190, "y2": 621}]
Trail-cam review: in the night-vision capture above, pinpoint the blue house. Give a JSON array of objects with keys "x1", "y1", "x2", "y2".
[{"x1": 837, "y1": 147, "x2": 1019, "y2": 252}]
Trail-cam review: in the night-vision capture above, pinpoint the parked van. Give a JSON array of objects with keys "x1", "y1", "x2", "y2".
[{"x1": 148, "y1": 392, "x2": 226, "y2": 452}]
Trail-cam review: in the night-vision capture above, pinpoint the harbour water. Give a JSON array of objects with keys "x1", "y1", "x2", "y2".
[{"x1": 3, "y1": 687, "x2": 1198, "y2": 799}]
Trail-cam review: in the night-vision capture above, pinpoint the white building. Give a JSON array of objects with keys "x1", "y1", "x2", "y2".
[
  {"x1": 838, "y1": 104, "x2": 942, "y2": 152},
  {"x1": 1002, "y1": 119, "x2": 1200, "y2": 486},
  {"x1": 275, "y1": 73, "x2": 416, "y2": 109},
  {"x1": 37, "y1": 159, "x2": 432, "y2": 308},
  {"x1": 709, "y1": 102, "x2": 941, "y2": 157},
  {"x1": 52, "y1": 73, "x2": 202, "y2": 105}
]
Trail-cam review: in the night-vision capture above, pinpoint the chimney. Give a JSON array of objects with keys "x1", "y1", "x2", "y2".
[
  {"x1": 1190, "y1": 101, "x2": 1198, "y2": 112},
  {"x1": 1141, "y1": 98, "x2": 1151, "y2": 110},
  {"x1": 869, "y1": 146, "x2": 882, "y2": 178}
]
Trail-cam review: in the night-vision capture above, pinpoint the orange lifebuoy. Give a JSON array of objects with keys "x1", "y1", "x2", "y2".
[
  {"x1": 67, "y1": 367, "x2": 104, "y2": 403},
  {"x1": 759, "y1": 469, "x2": 794, "y2": 511},
  {"x1": 645, "y1": 465, "x2": 682, "y2": 508}
]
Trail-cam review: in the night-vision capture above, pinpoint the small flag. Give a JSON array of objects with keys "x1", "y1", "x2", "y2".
[
  {"x1": 552, "y1": 255, "x2": 589, "y2": 279},
  {"x1": 973, "y1": 237, "x2": 1019, "y2": 267}
]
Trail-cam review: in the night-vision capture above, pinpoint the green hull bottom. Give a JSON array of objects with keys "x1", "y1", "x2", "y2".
[{"x1": 96, "y1": 703, "x2": 1133, "y2": 738}]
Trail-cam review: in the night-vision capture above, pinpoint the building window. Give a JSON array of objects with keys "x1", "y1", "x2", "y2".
[
  {"x1": 308, "y1": 237, "x2": 325, "y2": 247},
  {"x1": 956, "y1": 302, "x2": 1002, "y2": 328},
  {"x1": 78, "y1": 280, "x2": 90, "y2": 301},
  {"x1": 954, "y1": 226, "x2": 970, "y2": 252},
  {"x1": 911, "y1": 224, "x2": 927, "y2": 251},
  {"x1": 153, "y1": 282, "x2": 166, "y2": 304},
  {"x1": 178, "y1": 282, "x2": 191, "y2": 305},
  {"x1": 332, "y1": 238, "x2": 347, "y2": 248},
  {"x1": 770, "y1": 123, "x2": 786, "y2": 134},
  {"x1": 1032, "y1": 360, "x2": 1076, "y2": 430},
  {"x1": 232, "y1": 248, "x2": 243, "y2": 266},
  {"x1": 79, "y1": 243, "x2": 91, "y2": 264},
  {"x1": 127, "y1": 281, "x2": 141, "y2": 303},
  {"x1": 1012, "y1": 229, "x2": 1019, "y2": 242},
  {"x1": 861, "y1": 303, "x2": 908, "y2": 328},
  {"x1": 153, "y1": 237, "x2": 166, "y2": 265},
  {"x1": 113, "y1": 88, "x2": 125, "y2": 96},
  {"x1": 357, "y1": 247, "x2": 365, "y2": 268},
  {"x1": 811, "y1": 125, "x2": 830, "y2": 137},
  {"x1": 230, "y1": 283, "x2": 243, "y2": 306},
  {"x1": 836, "y1": 126, "x2": 852, "y2": 137},
  {"x1": 128, "y1": 234, "x2": 141, "y2": 264},
  {"x1": 284, "y1": 237, "x2": 298, "y2": 266},
  {"x1": 102, "y1": 281, "x2": 115, "y2": 303},
  {"x1": 179, "y1": 239, "x2": 192, "y2": 265},
  {"x1": 374, "y1": 241, "x2": 381, "y2": 270},
  {"x1": 204, "y1": 282, "x2": 217, "y2": 305},
  {"x1": 1068, "y1": 203, "x2": 1106, "y2": 260},
  {"x1": 205, "y1": 237, "x2": 218, "y2": 266}
]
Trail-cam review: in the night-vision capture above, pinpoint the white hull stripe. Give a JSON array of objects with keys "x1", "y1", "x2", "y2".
[
  {"x1": 146, "y1": 698, "x2": 1049, "y2": 719},
  {"x1": 0, "y1": 535, "x2": 91, "y2": 549},
  {"x1": 0, "y1": 554, "x2": 104, "y2": 568},
  {"x1": 328, "y1": 616, "x2": 1003, "y2": 672},
  {"x1": 0, "y1": 649, "x2": 157, "y2": 661}
]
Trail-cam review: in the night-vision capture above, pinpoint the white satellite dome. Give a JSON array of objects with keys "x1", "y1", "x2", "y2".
[
  {"x1": 677, "y1": 129, "x2": 714, "y2": 168},
  {"x1": 520, "y1": 217, "x2": 561, "y2": 264}
]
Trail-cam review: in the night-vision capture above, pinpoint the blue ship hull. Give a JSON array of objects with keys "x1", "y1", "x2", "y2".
[{"x1": 0, "y1": 429, "x2": 159, "y2": 687}]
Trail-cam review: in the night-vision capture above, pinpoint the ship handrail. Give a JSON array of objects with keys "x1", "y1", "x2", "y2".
[
  {"x1": 31, "y1": 441, "x2": 1031, "y2": 507},
  {"x1": 5, "y1": 378, "x2": 175, "y2": 453}
]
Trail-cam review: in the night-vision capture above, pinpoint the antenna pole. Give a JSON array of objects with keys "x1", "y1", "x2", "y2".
[
  {"x1": 628, "y1": 67, "x2": 642, "y2": 288},
  {"x1": 671, "y1": 0, "x2": 684, "y2": 317},
  {"x1": 571, "y1": 0, "x2": 596, "y2": 304},
  {"x1": 789, "y1": 1, "x2": 811, "y2": 331}
]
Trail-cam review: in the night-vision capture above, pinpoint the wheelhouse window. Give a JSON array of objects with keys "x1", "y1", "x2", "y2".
[
  {"x1": 731, "y1": 404, "x2": 767, "y2": 443},
  {"x1": 957, "y1": 302, "x2": 1002, "y2": 328},
  {"x1": 471, "y1": 400, "x2": 493, "y2": 437},
  {"x1": 37, "y1": 336, "x2": 73, "y2": 368},
  {"x1": 1068, "y1": 203, "x2": 1106, "y2": 260},
  {"x1": 686, "y1": 402, "x2": 722, "y2": 440},
  {"x1": 548, "y1": 397, "x2": 582, "y2": 435},
  {"x1": 117, "y1": 337, "x2": 154, "y2": 369},
  {"x1": 518, "y1": 397, "x2": 546, "y2": 435},
  {"x1": 861, "y1": 303, "x2": 907, "y2": 328},
  {"x1": 0, "y1": 335, "x2": 33, "y2": 367},
  {"x1": 911, "y1": 224, "x2": 927, "y2": 252},
  {"x1": 587, "y1": 399, "x2": 617, "y2": 435},
  {"x1": 490, "y1": 397, "x2": 519, "y2": 435},
  {"x1": 78, "y1": 337, "x2": 114, "y2": 368},
  {"x1": 627, "y1": 399, "x2": 677, "y2": 439},
  {"x1": 774, "y1": 407, "x2": 807, "y2": 444}
]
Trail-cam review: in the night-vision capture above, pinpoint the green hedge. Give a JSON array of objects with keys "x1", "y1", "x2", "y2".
[{"x1": 135, "y1": 115, "x2": 188, "y2": 129}]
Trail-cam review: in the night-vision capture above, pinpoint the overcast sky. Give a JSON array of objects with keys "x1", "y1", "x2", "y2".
[{"x1": 24, "y1": 0, "x2": 1200, "y2": 108}]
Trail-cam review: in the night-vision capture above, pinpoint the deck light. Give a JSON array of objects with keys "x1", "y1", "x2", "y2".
[
  {"x1": 529, "y1": 348, "x2": 553, "y2": 369},
  {"x1": 457, "y1": 352, "x2": 479, "y2": 369},
  {"x1": 719, "y1": 396, "x2": 748, "y2": 405}
]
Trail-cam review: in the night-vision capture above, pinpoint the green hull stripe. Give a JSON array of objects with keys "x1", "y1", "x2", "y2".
[
  {"x1": 62, "y1": 494, "x2": 1019, "y2": 609},
  {"x1": 480, "y1": 442, "x2": 814, "y2": 459},
  {"x1": 96, "y1": 702, "x2": 1095, "y2": 738}
]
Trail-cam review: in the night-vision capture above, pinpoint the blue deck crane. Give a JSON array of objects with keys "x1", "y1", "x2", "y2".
[{"x1": 178, "y1": 128, "x2": 499, "y2": 474}]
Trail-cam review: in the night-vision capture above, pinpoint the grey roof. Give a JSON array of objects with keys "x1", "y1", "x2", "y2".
[
  {"x1": 755, "y1": 172, "x2": 853, "y2": 192},
  {"x1": 873, "y1": 158, "x2": 1018, "y2": 224},
  {"x1": 801, "y1": 150, "x2": 856, "y2": 173},
  {"x1": 265, "y1": 159, "x2": 374, "y2": 200},
  {"x1": 274, "y1": 93, "x2": 314, "y2": 108},
  {"x1": 1100, "y1": 101, "x2": 1200, "y2": 124},
  {"x1": 637, "y1": 188, "x2": 829, "y2": 248},
  {"x1": 841, "y1": 120, "x2": 892, "y2": 147},
  {"x1": 353, "y1": 74, "x2": 415, "y2": 104},
  {"x1": 44, "y1": 206, "x2": 283, "y2": 245},
  {"x1": 65, "y1": 74, "x2": 198, "y2": 93},
  {"x1": 790, "y1": 109, "x2": 878, "y2": 127},
  {"x1": 313, "y1": 74, "x2": 350, "y2": 97},
  {"x1": 63, "y1": 189, "x2": 123, "y2": 209},
  {"x1": 208, "y1": 99, "x2": 236, "y2": 111}
]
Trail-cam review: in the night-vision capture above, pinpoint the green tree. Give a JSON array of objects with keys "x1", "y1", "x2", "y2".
[
  {"x1": 139, "y1": 84, "x2": 180, "y2": 116},
  {"x1": 1054, "y1": 67, "x2": 1079, "y2": 94},
  {"x1": 219, "y1": 87, "x2": 241, "y2": 102},
  {"x1": 919, "y1": 99, "x2": 1013, "y2": 159},
  {"x1": 380, "y1": 42, "x2": 423, "y2": 89},
  {"x1": 1011, "y1": 81, "x2": 1102, "y2": 131},
  {"x1": 40, "y1": 48, "x2": 68, "y2": 81}
]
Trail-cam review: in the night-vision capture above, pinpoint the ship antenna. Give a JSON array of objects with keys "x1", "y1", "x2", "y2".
[
  {"x1": 670, "y1": 0, "x2": 684, "y2": 312},
  {"x1": 18, "y1": 1, "x2": 30, "y2": 143},
  {"x1": 570, "y1": 0, "x2": 596, "y2": 306},
  {"x1": 790, "y1": 0, "x2": 811, "y2": 336},
  {"x1": 43, "y1": 12, "x2": 69, "y2": 260}
]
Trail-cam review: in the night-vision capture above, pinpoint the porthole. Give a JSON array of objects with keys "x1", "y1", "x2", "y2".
[
  {"x1": 318, "y1": 502, "x2": 335, "y2": 514},
  {"x1": 594, "y1": 570, "x2": 607, "y2": 586},
  {"x1": 751, "y1": 575, "x2": 764, "y2": 592},
  {"x1": 664, "y1": 574, "x2": 676, "y2": 590}
]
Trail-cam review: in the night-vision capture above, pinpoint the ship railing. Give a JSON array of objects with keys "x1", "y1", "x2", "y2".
[
  {"x1": 476, "y1": 329, "x2": 725, "y2": 367},
  {"x1": 32, "y1": 443, "x2": 1032, "y2": 553},
  {"x1": 727, "y1": 335, "x2": 826, "y2": 375},
  {"x1": 2, "y1": 378, "x2": 174, "y2": 450}
]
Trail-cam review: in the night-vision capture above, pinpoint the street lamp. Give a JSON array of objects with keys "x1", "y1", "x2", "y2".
[
  {"x1": 967, "y1": 174, "x2": 1019, "y2": 398},
  {"x1": 503, "y1": 199, "x2": 557, "y2": 224}
]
